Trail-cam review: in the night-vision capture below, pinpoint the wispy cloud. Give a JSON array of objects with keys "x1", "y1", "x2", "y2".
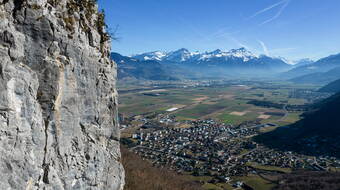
[
  {"x1": 261, "y1": 0, "x2": 290, "y2": 25},
  {"x1": 271, "y1": 47, "x2": 297, "y2": 54},
  {"x1": 258, "y1": 40, "x2": 270, "y2": 56},
  {"x1": 249, "y1": 0, "x2": 286, "y2": 19},
  {"x1": 249, "y1": 0, "x2": 291, "y2": 25}
]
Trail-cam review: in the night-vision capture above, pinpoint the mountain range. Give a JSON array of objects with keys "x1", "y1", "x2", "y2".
[
  {"x1": 121, "y1": 48, "x2": 293, "y2": 79},
  {"x1": 111, "y1": 52, "x2": 176, "y2": 81},
  {"x1": 281, "y1": 53, "x2": 340, "y2": 80},
  {"x1": 133, "y1": 48, "x2": 290, "y2": 71},
  {"x1": 112, "y1": 48, "x2": 340, "y2": 82},
  {"x1": 289, "y1": 66, "x2": 340, "y2": 85},
  {"x1": 293, "y1": 58, "x2": 314, "y2": 67}
]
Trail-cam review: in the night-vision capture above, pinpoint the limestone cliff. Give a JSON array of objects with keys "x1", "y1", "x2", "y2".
[{"x1": 0, "y1": 0, "x2": 124, "y2": 189}]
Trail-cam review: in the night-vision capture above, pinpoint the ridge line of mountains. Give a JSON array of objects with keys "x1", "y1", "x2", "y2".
[{"x1": 112, "y1": 48, "x2": 340, "y2": 84}]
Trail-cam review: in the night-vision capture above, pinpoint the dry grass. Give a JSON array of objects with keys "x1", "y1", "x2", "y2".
[
  {"x1": 121, "y1": 147, "x2": 203, "y2": 190},
  {"x1": 258, "y1": 114, "x2": 271, "y2": 119},
  {"x1": 275, "y1": 171, "x2": 340, "y2": 190},
  {"x1": 230, "y1": 111, "x2": 247, "y2": 116},
  {"x1": 193, "y1": 96, "x2": 209, "y2": 102}
]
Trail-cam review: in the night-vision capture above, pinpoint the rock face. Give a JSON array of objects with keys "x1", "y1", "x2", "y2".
[{"x1": 0, "y1": 0, "x2": 124, "y2": 189}]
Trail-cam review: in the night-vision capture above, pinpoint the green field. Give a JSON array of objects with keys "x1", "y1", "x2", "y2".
[
  {"x1": 233, "y1": 175, "x2": 276, "y2": 190},
  {"x1": 119, "y1": 81, "x2": 321, "y2": 190},
  {"x1": 119, "y1": 82, "x2": 311, "y2": 126},
  {"x1": 247, "y1": 162, "x2": 292, "y2": 173}
]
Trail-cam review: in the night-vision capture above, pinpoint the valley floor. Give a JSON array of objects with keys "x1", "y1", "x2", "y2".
[{"x1": 119, "y1": 80, "x2": 338, "y2": 190}]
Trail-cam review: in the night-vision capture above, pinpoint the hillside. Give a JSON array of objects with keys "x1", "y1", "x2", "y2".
[
  {"x1": 121, "y1": 147, "x2": 202, "y2": 190},
  {"x1": 275, "y1": 171, "x2": 340, "y2": 190},
  {"x1": 255, "y1": 93, "x2": 340, "y2": 158},
  {"x1": 282, "y1": 53, "x2": 340, "y2": 79},
  {"x1": 319, "y1": 78, "x2": 340, "y2": 93},
  {"x1": 111, "y1": 52, "x2": 177, "y2": 81},
  {"x1": 289, "y1": 67, "x2": 340, "y2": 84}
]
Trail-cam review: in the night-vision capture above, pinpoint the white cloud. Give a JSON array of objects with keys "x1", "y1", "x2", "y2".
[
  {"x1": 249, "y1": 0, "x2": 291, "y2": 25},
  {"x1": 258, "y1": 40, "x2": 270, "y2": 56},
  {"x1": 261, "y1": 0, "x2": 290, "y2": 25},
  {"x1": 249, "y1": 0, "x2": 287, "y2": 19}
]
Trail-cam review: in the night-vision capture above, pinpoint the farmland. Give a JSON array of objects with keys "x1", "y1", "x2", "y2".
[
  {"x1": 118, "y1": 80, "x2": 335, "y2": 190},
  {"x1": 118, "y1": 81, "x2": 314, "y2": 126}
]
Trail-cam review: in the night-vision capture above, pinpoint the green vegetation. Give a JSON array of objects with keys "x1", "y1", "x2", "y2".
[
  {"x1": 247, "y1": 162, "x2": 292, "y2": 173},
  {"x1": 217, "y1": 112, "x2": 259, "y2": 125},
  {"x1": 175, "y1": 103, "x2": 226, "y2": 118},
  {"x1": 233, "y1": 175, "x2": 276, "y2": 190},
  {"x1": 119, "y1": 82, "x2": 338, "y2": 189},
  {"x1": 202, "y1": 183, "x2": 223, "y2": 190},
  {"x1": 119, "y1": 82, "x2": 308, "y2": 128},
  {"x1": 255, "y1": 93, "x2": 340, "y2": 158}
]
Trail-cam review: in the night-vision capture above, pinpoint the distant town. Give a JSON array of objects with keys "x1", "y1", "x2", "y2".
[
  {"x1": 119, "y1": 80, "x2": 338, "y2": 189},
  {"x1": 121, "y1": 112, "x2": 340, "y2": 188}
]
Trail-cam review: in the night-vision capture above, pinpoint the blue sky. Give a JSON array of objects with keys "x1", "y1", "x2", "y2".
[{"x1": 98, "y1": 0, "x2": 340, "y2": 60}]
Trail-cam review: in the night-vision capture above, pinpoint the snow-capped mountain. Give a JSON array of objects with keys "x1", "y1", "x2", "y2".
[
  {"x1": 132, "y1": 51, "x2": 167, "y2": 61},
  {"x1": 197, "y1": 48, "x2": 259, "y2": 63},
  {"x1": 132, "y1": 48, "x2": 290, "y2": 66},
  {"x1": 163, "y1": 48, "x2": 199, "y2": 62},
  {"x1": 293, "y1": 58, "x2": 314, "y2": 67},
  {"x1": 126, "y1": 48, "x2": 293, "y2": 78}
]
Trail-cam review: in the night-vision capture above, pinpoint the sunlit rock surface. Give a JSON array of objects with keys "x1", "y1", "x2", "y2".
[{"x1": 0, "y1": 0, "x2": 124, "y2": 189}]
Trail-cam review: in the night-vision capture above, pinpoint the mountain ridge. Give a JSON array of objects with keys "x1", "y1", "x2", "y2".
[
  {"x1": 255, "y1": 93, "x2": 340, "y2": 158},
  {"x1": 130, "y1": 48, "x2": 292, "y2": 77},
  {"x1": 111, "y1": 52, "x2": 177, "y2": 81},
  {"x1": 289, "y1": 66, "x2": 340, "y2": 84},
  {"x1": 281, "y1": 53, "x2": 340, "y2": 79},
  {"x1": 132, "y1": 48, "x2": 284, "y2": 64},
  {"x1": 319, "y1": 78, "x2": 340, "y2": 93}
]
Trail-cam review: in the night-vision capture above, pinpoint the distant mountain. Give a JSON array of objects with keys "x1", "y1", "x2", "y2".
[
  {"x1": 255, "y1": 93, "x2": 340, "y2": 158},
  {"x1": 163, "y1": 48, "x2": 199, "y2": 63},
  {"x1": 293, "y1": 58, "x2": 314, "y2": 67},
  {"x1": 132, "y1": 48, "x2": 292, "y2": 77},
  {"x1": 289, "y1": 66, "x2": 340, "y2": 84},
  {"x1": 132, "y1": 51, "x2": 168, "y2": 61},
  {"x1": 111, "y1": 52, "x2": 177, "y2": 81},
  {"x1": 282, "y1": 53, "x2": 340, "y2": 79},
  {"x1": 318, "y1": 78, "x2": 340, "y2": 93}
]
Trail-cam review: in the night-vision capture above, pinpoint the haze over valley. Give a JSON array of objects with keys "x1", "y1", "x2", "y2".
[{"x1": 115, "y1": 47, "x2": 340, "y2": 190}]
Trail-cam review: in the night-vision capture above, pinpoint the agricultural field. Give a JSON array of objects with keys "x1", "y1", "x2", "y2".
[
  {"x1": 119, "y1": 81, "x2": 311, "y2": 126},
  {"x1": 119, "y1": 81, "x2": 330, "y2": 190}
]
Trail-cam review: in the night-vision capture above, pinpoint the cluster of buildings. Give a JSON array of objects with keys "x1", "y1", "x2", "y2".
[{"x1": 125, "y1": 118, "x2": 340, "y2": 183}]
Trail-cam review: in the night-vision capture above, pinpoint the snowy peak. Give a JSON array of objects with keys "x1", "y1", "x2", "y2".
[
  {"x1": 165, "y1": 48, "x2": 194, "y2": 62},
  {"x1": 198, "y1": 48, "x2": 257, "y2": 62},
  {"x1": 131, "y1": 48, "x2": 289, "y2": 67},
  {"x1": 133, "y1": 48, "x2": 259, "y2": 62},
  {"x1": 227, "y1": 48, "x2": 256, "y2": 58},
  {"x1": 133, "y1": 51, "x2": 167, "y2": 61},
  {"x1": 199, "y1": 49, "x2": 226, "y2": 60}
]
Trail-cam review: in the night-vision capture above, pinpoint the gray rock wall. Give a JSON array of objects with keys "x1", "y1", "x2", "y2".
[{"x1": 0, "y1": 0, "x2": 124, "y2": 189}]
